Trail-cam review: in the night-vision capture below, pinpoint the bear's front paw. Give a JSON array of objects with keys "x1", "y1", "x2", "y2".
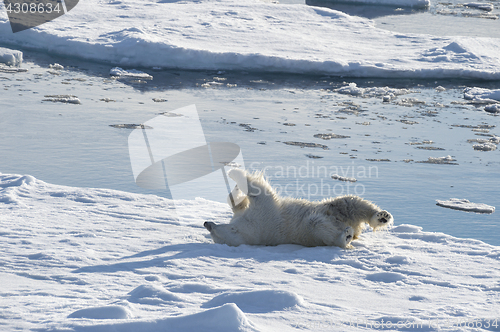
[
  {"x1": 376, "y1": 210, "x2": 392, "y2": 224},
  {"x1": 369, "y1": 210, "x2": 393, "y2": 230}
]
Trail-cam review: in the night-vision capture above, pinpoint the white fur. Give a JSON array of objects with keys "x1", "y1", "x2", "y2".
[{"x1": 204, "y1": 169, "x2": 393, "y2": 248}]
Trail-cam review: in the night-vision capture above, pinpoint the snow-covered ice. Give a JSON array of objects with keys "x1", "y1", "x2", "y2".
[
  {"x1": 417, "y1": 155, "x2": 458, "y2": 164},
  {"x1": 464, "y1": 2, "x2": 494, "y2": 11},
  {"x1": 436, "y1": 198, "x2": 495, "y2": 214},
  {"x1": 331, "y1": 174, "x2": 358, "y2": 182},
  {"x1": 42, "y1": 95, "x2": 82, "y2": 104},
  {"x1": 464, "y1": 87, "x2": 500, "y2": 102},
  {"x1": 1, "y1": 0, "x2": 500, "y2": 79},
  {"x1": 485, "y1": 104, "x2": 500, "y2": 113},
  {"x1": 333, "y1": 0, "x2": 430, "y2": 7},
  {"x1": 473, "y1": 142, "x2": 497, "y2": 151},
  {"x1": 2, "y1": 172, "x2": 500, "y2": 331},
  {"x1": 334, "y1": 82, "x2": 412, "y2": 98},
  {"x1": 0, "y1": 46, "x2": 22, "y2": 66}
]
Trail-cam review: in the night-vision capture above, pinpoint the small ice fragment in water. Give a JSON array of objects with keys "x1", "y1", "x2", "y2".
[
  {"x1": 43, "y1": 95, "x2": 81, "y2": 104},
  {"x1": 464, "y1": 2, "x2": 494, "y2": 11},
  {"x1": 49, "y1": 63, "x2": 64, "y2": 70},
  {"x1": 314, "y1": 133, "x2": 350, "y2": 139},
  {"x1": 417, "y1": 155, "x2": 458, "y2": 165},
  {"x1": 0, "y1": 47, "x2": 23, "y2": 66},
  {"x1": 464, "y1": 87, "x2": 500, "y2": 102},
  {"x1": 473, "y1": 143, "x2": 497, "y2": 151},
  {"x1": 331, "y1": 174, "x2": 357, "y2": 182},
  {"x1": 485, "y1": 104, "x2": 500, "y2": 114},
  {"x1": 109, "y1": 124, "x2": 153, "y2": 129},
  {"x1": 110, "y1": 67, "x2": 153, "y2": 80},
  {"x1": 436, "y1": 198, "x2": 495, "y2": 214},
  {"x1": 284, "y1": 141, "x2": 329, "y2": 149}
]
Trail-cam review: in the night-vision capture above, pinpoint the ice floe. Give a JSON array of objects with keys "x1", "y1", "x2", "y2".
[
  {"x1": 110, "y1": 67, "x2": 153, "y2": 80},
  {"x1": 464, "y1": 87, "x2": 500, "y2": 102},
  {"x1": 463, "y1": 2, "x2": 494, "y2": 11},
  {"x1": 0, "y1": 46, "x2": 22, "y2": 66},
  {"x1": 331, "y1": 174, "x2": 357, "y2": 182},
  {"x1": 1, "y1": 0, "x2": 500, "y2": 79},
  {"x1": 473, "y1": 142, "x2": 497, "y2": 151},
  {"x1": 42, "y1": 95, "x2": 81, "y2": 104},
  {"x1": 334, "y1": 83, "x2": 412, "y2": 98},
  {"x1": 417, "y1": 155, "x2": 458, "y2": 165},
  {"x1": 339, "y1": 0, "x2": 429, "y2": 7},
  {"x1": 485, "y1": 104, "x2": 500, "y2": 114},
  {"x1": 436, "y1": 198, "x2": 495, "y2": 214}
]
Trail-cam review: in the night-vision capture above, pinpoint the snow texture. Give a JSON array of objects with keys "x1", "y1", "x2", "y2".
[
  {"x1": 436, "y1": 198, "x2": 495, "y2": 214},
  {"x1": 0, "y1": 46, "x2": 22, "y2": 66},
  {"x1": 2, "y1": 172, "x2": 500, "y2": 331},
  {"x1": 1, "y1": 0, "x2": 500, "y2": 79}
]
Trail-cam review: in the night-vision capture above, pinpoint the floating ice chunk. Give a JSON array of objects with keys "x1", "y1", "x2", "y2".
[
  {"x1": 473, "y1": 142, "x2": 497, "y2": 151},
  {"x1": 464, "y1": 87, "x2": 500, "y2": 102},
  {"x1": 49, "y1": 63, "x2": 64, "y2": 70},
  {"x1": 490, "y1": 136, "x2": 500, "y2": 144},
  {"x1": 109, "y1": 124, "x2": 153, "y2": 129},
  {"x1": 332, "y1": 0, "x2": 429, "y2": 7},
  {"x1": 42, "y1": 95, "x2": 81, "y2": 104},
  {"x1": 436, "y1": 198, "x2": 495, "y2": 214},
  {"x1": 0, "y1": 47, "x2": 23, "y2": 66},
  {"x1": 68, "y1": 305, "x2": 131, "y2": 319},
  {"x1": 464, "y1": 2, "x2": 494, "y2": 11},
  {"x1": 485, "y1": 104, "x2": 500, "y2": 114},
  {"x1": 468, "y1": 137, "x2": 499, "y2": 144},
  {"x1": 417, "y1": 155, "x2": 458, "y2": 165},
  {"x1": 334, "y1": 83, "x2": 411, "y2": 98},
  {"x1": 331, "y1": 174, "x2": 357, "y2": 182},
  {"x1": 110, "y1": 67, "x2": 153, "y2": 80}
]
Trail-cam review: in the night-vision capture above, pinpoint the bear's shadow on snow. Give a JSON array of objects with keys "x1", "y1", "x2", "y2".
[{"x1": 72, "y1": 241, "x2": 358, "y2": 274}]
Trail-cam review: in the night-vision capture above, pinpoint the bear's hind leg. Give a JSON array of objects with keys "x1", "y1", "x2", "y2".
[{"x1": 313, "y1": 220, "x2": 354, "y2": 248}]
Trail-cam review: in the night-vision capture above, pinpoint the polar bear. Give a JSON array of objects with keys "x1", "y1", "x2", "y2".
[{"x1": 204, "y1": 169, "x2": 393, "y2": 248}]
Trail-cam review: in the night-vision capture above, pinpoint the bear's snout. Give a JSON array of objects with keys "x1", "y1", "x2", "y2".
[{"x1": 204, "y1": 221, "x2": 215, "y2": 231}]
